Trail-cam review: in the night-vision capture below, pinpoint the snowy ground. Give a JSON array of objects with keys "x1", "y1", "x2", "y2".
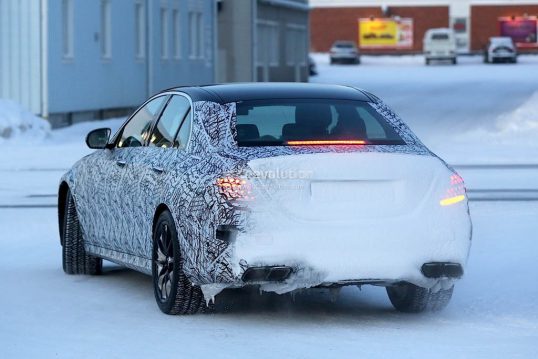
[
  {"x1": 1, "y1": 55, "x2": 538, "y2": 358},
  {"x1": 1, "y1": 202, "x2": 537, "y2": 358}
]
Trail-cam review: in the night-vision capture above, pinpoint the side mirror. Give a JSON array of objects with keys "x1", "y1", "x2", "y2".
[{"x1": 86, "y1": 128, "x2": 111, "y2": 149}]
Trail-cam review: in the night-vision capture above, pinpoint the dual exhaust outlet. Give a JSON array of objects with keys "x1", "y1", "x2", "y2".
[
  {"x1": 241, "y1": 262, "x2": 463, "y2": 284},
  {"x1": 242, "y1": 266, "x2": 293, "y2": 282}
]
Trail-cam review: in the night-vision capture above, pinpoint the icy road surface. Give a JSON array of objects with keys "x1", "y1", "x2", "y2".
[
  {"x1": 1, "y1": 54, "x2": 537, "y2": 357},
  {"x1": 1, "y1": 202, "x2": 537, "y2": 358}
]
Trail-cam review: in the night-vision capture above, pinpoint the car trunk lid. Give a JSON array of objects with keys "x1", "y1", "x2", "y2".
[{"x1": 246, "y1": 151, "x2": 448, "y2": 221}]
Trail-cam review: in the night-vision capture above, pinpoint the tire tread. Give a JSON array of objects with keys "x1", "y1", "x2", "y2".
[
  {"x1": 62, "y1": 190, "x2": 102, "y2": 275},
  {"x1": 386, "y1": 282, "x2": 454, "y2": 313}
]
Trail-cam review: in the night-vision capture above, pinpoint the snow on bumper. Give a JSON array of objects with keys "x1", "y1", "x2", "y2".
[
  {"x1": 231, "y1": 200, "x2": 471, "y2": 291},
  {"x1": 201, "y1": 152, "x2": 472, "y2": 301}
]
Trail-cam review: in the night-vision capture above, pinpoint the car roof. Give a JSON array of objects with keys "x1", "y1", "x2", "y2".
[
  {"x1": 490, "y1": 36, "x2": 513, "y2": 43},
  {"x1": 163, "y1": 83, "x2": 372, "y2": 103}
]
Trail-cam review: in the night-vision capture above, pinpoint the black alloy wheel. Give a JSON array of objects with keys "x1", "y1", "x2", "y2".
[{"x1": 152, "y1": 210, "x2": 211, "y2": 315}]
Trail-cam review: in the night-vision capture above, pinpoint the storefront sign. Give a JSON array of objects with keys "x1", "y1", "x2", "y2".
[
  {"x1": 499, "y1": 16, "x2": 537, "y2": 46},
  {"x1": 358, "y1": 18, "x2": 413, "y2": 49}
]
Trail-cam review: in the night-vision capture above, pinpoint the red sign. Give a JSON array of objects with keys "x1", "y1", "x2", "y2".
[{"x1": 499, "y1": 16, "x2": 537, "y2": 46}]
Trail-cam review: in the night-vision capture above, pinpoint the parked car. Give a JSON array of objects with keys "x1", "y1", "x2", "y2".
[
  {"x1": 308, "y1": 55, "x2": 318, "y2": 76},
  {"x1": 59, "y1": 83, "x2": 472, "y2": 315},
  {"x1": 329, "y1": 41, "x2": 360, "y2": 64},
  {"x1": 423, "y1": 28, "x2": 457, "y2": 65},
  {"x1": 484, "y1": 37, "x2": 517, "y2": 63}
]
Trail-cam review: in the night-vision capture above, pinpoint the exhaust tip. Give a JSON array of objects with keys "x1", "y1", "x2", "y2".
[
  {"x1": 421, "y1": 262, "x2": 463, "y2": 278},
  {"x1": 242, "y1": 266, "x2": 292, "y2": 282}
]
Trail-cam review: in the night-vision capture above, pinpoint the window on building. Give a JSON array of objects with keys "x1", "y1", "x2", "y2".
[
  {"x1": 189, "y1": 12, "x2": 203, "y2": 59},
  {"x1": 197, "y1": 13, "x2": 203, "y2": 59},
  {"x1": 286, "y1": 25, "x2": 306, "y2": 66},
  {"x1": 62, "y1": 0, "x2": 74, "y2": 58},
  {"x1": 101, "y1": 0, "x2": 112, "y2": 58},
  {"x1": 135, "y1": 2, "x2": 145, "y2": 59},
  {"x1": 172, "y1": 9, "x2": 181, "y2": 59},
  {"x1": 257, "y1": 21, "x2": 279, "y2": 67},
  {"x1": 189, "y1": 12, "x2": 196, "y2": 58},
  {"x1": 161, "y1": 6, "x2": 169, "y2": 59}
]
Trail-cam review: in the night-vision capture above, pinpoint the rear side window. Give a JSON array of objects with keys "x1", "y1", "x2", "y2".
[
  {"x1": 149, "y1": 95, "x2": 190, "y2": 148},
  {"x1": 235, "y1": 99, "x2": 405, "y2": 146},
  {"x1": 175, "y1": 108, "x2": 191, "y2": 149}
]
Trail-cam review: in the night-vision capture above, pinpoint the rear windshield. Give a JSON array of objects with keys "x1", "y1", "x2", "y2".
[
  {"x1": 235, "y1": 99, "x2": 405, "y2": 146},
  {"x1": 431, "y1": 33, "x2": 449, "y2": 40},
  {"x1": 335, "y1": 43, "x2": 355, "y2": 48}
]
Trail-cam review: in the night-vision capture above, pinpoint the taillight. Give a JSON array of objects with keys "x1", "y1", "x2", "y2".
[
  {"x1": 440, "y1": 173, "x2": 466, "y2": 206},
  {"x1": 216, "y1": 177, "x2": 253, "y2": 202}
]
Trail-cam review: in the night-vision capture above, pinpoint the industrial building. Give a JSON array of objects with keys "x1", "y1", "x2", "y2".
[
  {"x1": 0, "y1": 0, "x2": 217, "y2": 126},
  {"x1": 0, "y1": 0, "x2": 311, "y2": 127},
  {"x1": 217, "y1": 0, "x2": 310, "y2": 83}
]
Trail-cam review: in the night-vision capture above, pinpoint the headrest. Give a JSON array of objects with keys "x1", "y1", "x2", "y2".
[
  {"x1": 236, "y1": 124, "x2": 260, "y2": 141},
  {"x1": 333, "y1": 105, "x2": 366, "y2": 136},
  {"x1": 282, "y1": 123, "x2": 307, "y2": 140},
  {"x1": 295, "y1": 104, "x2": 332, "y2": 129}
]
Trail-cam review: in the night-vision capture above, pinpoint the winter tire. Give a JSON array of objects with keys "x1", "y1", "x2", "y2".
[
  {"x1": 62, "y1": 189, "x2": 102, "y2": 275},
  {"x1": 386, "y1": 282, "x2": 454, "y2": 313},
  {"x1": 152, "y1": 210, "x2": 212, "y2": 315}
]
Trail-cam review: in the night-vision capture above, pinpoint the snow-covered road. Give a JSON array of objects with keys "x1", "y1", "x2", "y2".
[
  {"x1": 1, "y1": 55, "x2": 538, "y2": 358},
  {"x1": 1, "y1": 202, "x2": 537, "y2": 358}
]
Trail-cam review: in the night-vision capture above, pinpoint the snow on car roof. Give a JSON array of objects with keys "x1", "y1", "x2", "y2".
[{"x1": 490, "y1": 37, "x2": 514, "y2": 43}]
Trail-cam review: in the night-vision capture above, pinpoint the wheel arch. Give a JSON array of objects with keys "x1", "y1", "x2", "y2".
[
  {"x1": 58, "y1": 181, "x2": 70, "y2": 245},
  {"x1": 152, "y1": 203, "x2": 172, "y2": 237}
]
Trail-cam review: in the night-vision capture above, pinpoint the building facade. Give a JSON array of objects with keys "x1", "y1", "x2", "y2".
[
  {"x1": 310, "y1": 0, "x2": 538, "y2": 54},
  {"x1": 0, "y1": 0, "x2": 216, "y2": 126},
  {"x1": 217, "y1": 0, "x2": 310, "y2": 83}
]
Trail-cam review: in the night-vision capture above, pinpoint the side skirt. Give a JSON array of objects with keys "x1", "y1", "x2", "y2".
[{"x1": 86, "y1": 244, "x2": 152, "y2": 275}]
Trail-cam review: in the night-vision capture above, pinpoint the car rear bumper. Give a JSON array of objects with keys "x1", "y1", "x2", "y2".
[
  {"x1": 330, "y1": 54, "x2": 359, "y2": 60},
  {"x1": 491, "y1": 54, "x2": 516, "y2": 60},
  {"x1": 426, "y1": 55, "x2": 456, "y2": 60},
  {"x1": 224, "y1": 202, "x2": 471, "y2": 293}
]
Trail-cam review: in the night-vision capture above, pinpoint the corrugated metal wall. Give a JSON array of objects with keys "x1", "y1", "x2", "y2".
[{"x1": 0, "y1": 0, "x2": 42, "y2": 115}]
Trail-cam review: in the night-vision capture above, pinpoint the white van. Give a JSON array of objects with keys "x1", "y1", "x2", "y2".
[{"x1": 423, "y1": 28, "x2": 457, "y2": 65}]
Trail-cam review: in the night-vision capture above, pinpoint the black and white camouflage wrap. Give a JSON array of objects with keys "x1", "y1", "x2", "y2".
[{"x1": 61, "y1": 97, "x2": 433, "y2": 287}]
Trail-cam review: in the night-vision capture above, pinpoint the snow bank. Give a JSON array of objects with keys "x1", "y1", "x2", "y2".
[
  {"x1": 484, "y1": 91, "x2": 538, "y2": 145},
  {"x1": 438, "y1": 91, "x2": 538, "y2": 164},
  {"x1": 0, "y1": 99, "x2": 50, "y2": 143}
]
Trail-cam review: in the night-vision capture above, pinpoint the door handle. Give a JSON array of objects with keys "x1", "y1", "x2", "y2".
[
  {"x1": 116, "y1": 160, "x2": 127, "y2": 167},
  {"x1": 152, "y1": 167, "x2": 164, "y2": 174}
]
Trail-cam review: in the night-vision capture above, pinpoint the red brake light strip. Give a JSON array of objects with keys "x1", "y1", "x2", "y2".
[{"x1": 286, "y1": 140, "x2": 366, "y2": 146}]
